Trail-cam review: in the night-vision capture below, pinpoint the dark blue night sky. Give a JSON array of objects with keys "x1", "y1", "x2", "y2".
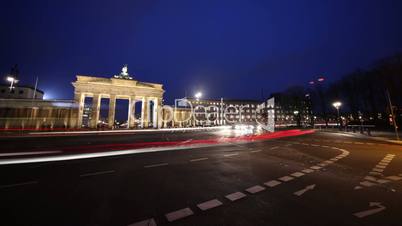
[{"x1": 1, "y1": 0, "x2": 402, "y2": 104}]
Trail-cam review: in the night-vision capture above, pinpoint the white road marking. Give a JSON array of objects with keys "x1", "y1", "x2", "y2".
[
  {"x1": 353, "y1": 202, "x2": 386, "y2": 218},
  {"x1": 364, "y1": 176, "x2": 378, "y2": 182},
  {"x1": 310, "y1": 166, "x2": 322, "y2": 170},
  {"x1": 302, "y1": 169, "x2": 314, "y2": 174},
  {"x1": 250, "y1": 150, "x2": 262, "y2": 153},
  {"x1": 144, "y1": 163, "x2": 169, "y2": 168},
  {"x1": 224, "y1": 153, "x2": 239, "y2": 157},
  {"x1": 372, "y1": 168, "x2": 384, "y2": 172},
  {"x1": 0, "y1": 150, "x2": 62, "y2": 157},
  {"x1": 197, "y1": 199, "x2": 223, "y2": 211},
  {"x1": 246, "y1": 185, "x2": 266, "y2": 194},
  {"x1": 376, "y1": 179, "x2": 390, "y2": 184},
  {"x1": 128, "y1": 218, "x2": 157, "y2": 226},
  {"x1": 165, "y1": 207, "x2": 194, "y2": 222},
  {"x1": 293, "y1": 184, "x2": 316, "y2": 196},
  {"x1": 360, "y1": 181, "x2": 376, "y2": 187},
  {"x1": 386, "y1": 176, "x2": 402, "y2": 181},
  {"x1": 189, "y1": 157, "x2": 208, "y2": 162},
  {"x1": 79, "y1": 170, "x2": 115, "y2": 177},
  {"x1": 225, "y1": 192, "x2": 246, "y2": 201},
  {"x1": 264, "y1": 180, "x2": 281, "y2": 187},
  {"x1": 278, "y1": 176, "x2": 294, "y2": 182},
  {"x1": 291, "y1": 172, "x2": 305, "y2": 177},
  {"x1": 369, "y1": 172, "x2": 383, "y2": 176},
  {"x1": 0, "y1": 180, "x2": 38, "y2": 189},
  {"x1": 270, "y1": 146, "x2": 279, "y2": 150}
]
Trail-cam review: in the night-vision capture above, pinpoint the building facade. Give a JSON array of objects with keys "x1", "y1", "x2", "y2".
[{"x1": 0, "y1": 84, "x2": 44, "y2": 100}]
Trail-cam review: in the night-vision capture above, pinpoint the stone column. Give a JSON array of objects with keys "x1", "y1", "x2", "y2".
[
  {"x1": 128, "y1": 97, "x2": 136, "y2": 128},
  {"x1": 141, "y1": 97, "x2": 149, "y2": 128},
  {"x1": 157, "y1": 98, "x2": 163, "y2": 129},
  {"x1": 74, "y1": 92, "x2": 85, "y2": 128},
  {"x1": 152, "y1": 98, "x2": 158, "y2": 128},
  {"x1": 108, "y1": 95, "x2": 116, "y2": 129},
  {"x1": 90, "y1": 94, "x2": 101, "y2": 128}
]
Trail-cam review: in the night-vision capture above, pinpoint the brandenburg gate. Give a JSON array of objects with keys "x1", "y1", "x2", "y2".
[{"x1": 72, "y1": 65, "x2": 164, "y2": 129}]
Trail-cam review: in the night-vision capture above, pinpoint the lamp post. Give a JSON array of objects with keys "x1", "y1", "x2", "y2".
[
  {"x1": 293, "y1": 110, "x2": 300, "y2": 127},
  {"x1": 332, "y1": 101, "x2": 342, "y2": 128},
  {"x1": 6, "y1": 76, "x2": 18, "y2": 91}
]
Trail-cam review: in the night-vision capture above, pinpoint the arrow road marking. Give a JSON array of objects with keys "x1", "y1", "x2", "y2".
[
  {"x1": 293, "y1": 184, "x2": 316, "y2": 196},
  {"x1": 353, "y1": 202, "x2": 386, "y2": 218}
]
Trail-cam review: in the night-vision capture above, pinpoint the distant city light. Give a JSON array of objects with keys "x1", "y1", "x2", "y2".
[
  {"x1": 194, "y1": 92, "x2": 202, "y2": 99},
  {"x1": 317, "y1": 77, "x2": 325, "y2": 82}
]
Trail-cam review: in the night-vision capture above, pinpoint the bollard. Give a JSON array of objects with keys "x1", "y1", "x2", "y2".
[{"x1": 367, "y1": 128, "x2": 372, "y2": 136}]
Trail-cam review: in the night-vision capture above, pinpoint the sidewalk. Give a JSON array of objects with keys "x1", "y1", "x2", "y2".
[{"x1": 319, "y1": 129, "x2": 402, "y2": 145}]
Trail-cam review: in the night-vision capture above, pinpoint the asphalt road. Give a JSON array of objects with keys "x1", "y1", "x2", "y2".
[{"x1": 1, "y1": 131, "x2": 401, "y2": 226}]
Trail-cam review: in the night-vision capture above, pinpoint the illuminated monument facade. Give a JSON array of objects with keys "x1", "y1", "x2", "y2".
[
  {"x1": 0, "y1": 65, "x2": 164, "y2": 130},
  {"x1": 72, "y1": 65, "x2": 164, "y2": 129}
]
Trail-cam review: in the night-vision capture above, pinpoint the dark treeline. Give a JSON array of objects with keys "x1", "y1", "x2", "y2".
[{"x1": 277, "y1": 53, "x2": 402, "y2": 129}]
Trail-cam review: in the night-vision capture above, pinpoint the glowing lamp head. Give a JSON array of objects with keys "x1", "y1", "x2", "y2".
[
  {"x1": 317, "y1": 77, "x2": 325, "y2": 82},
  {"x1": 194, "y1": 92, "x2": 202, "y2": 99},
  {"x1": 332, "y1": 101, "x2": 342, "y2": 109},
  {"x1": 6, "y1": 76, "x2": 15, "y2": 82}
]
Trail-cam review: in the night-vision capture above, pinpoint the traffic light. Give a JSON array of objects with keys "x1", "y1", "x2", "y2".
[{"x1": 389, "y1": 114, "x2": 394, "y2": 126}]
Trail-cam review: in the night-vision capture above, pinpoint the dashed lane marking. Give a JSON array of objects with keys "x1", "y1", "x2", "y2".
[
  {"x1": 386, "y1": 176, "x2": 402, "y2": 181},
  {"x1": 270, "y1": 146, "x2": 279, "y2": 150},
  {"x1": 189, "y1": 157, "x2": 208, "y2": 162},
  {"x1": 355, "y1": 154, "x2": 396, "y2": 190},
  {"x1": 80, "y1": 170, "x2": 115, "y2": 177},
  {"x1": 264, "y1": 180, "x2": 281, "y2": 187},
  {"x1": 225, "y1": 192, "x2": 246, "y2": 201},
  {"x1": 245, "y1": 185, "x2": 266, "y2": 194},
  {"x1": 302, "y1": 169, "x2": 314, "y2": 174},
  {"x1": 197, "y1": 199, "x2": 223, "y2": 211},
  {"x1": 291, "y1": 172, "x2": 305, "y2": 177},
  {"x1": 250, "y1": 150, "x2": 262, "y2": 153},
  {"x1": 144, "y1": 163, "x2": 169, "y2": 168},
  {"x1": 310, "y1": 166, "x2": 322, "y2": 170},
  {"x1": 126, "y1": 143, "x2": 351, "y2": 224},
  {"x1": 0, "y1": 180, "x2": 38, "y2": 189},
  {"x1": 165, "y1": 207, "x2": 194, "y2": 222},
  {"x1": 278, "y1": 176, "x2": 294, "y2": 182},
  {"x1": 127, "y1": 218, "x2": 157, "y2": 226},
  {"x1": 223, "y1": 153, "x2": 239, "y2": 157}
]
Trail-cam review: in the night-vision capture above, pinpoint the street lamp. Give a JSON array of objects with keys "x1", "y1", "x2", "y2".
[
  {"x1": 194, "y1": 92, "x2": 202, "y2": 100},
  {"x1": 6, "y1": 76, "x2": 18, "y2": 90},
  {"x1": 332, "y1": 101, "x2": 342, "y2": 127}
]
